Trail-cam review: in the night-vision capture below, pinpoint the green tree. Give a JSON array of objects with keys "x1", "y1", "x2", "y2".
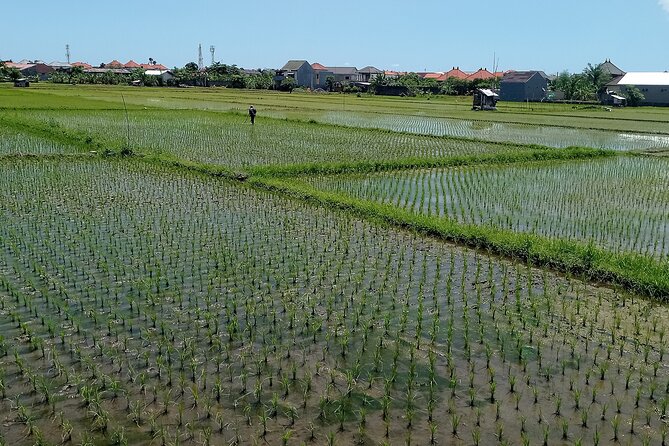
[
  {"x1": 370, "y1": 73, "x2": 388, "y2": 93},
  {"x1": 325, "y1": 75, "x2": 336, "y2": 92},
  {"x1": 280, "y1": 76, "x2": 296, "y2": 92},
  {"x1": 551, "y1": 71, "x2": 591, "y2": 100},
  {"x1": 69, "y1": 66, "x2": 84, "y2": 84},
  {"x1": 583, "y1": 63, "x2": 612, "y2": 98},
  {"x1": 441, "y1": 77, "x2": 470, "y2": 95},
  {"x1": 184, "y1": 62, "x2": 199, "y2": 72},
  {"x1": 247, "y1": 71, "x2": 273, "y2": 90},
  {"x1": 624, "y1": 85, "x2": 644, "y2": 107}
]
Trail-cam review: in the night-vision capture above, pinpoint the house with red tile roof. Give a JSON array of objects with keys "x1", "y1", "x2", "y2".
[
  {"x1": 140, "y1": 63, "x2": 169, "y2": 70},
  {"x1": 311, "y1": 62, "x2": 327, "y2": 71},
  {"x1": 106, "y1": 60, "x2": 123, "y2": 68},
  {"x1": 466, "y1": 68, "x2": 495, "y2": 81},
  {"x1": 420, "y1": 72, "x2": 444, "y2": 80},
  {"x1": 5, "y1": 62, "x2": 54, "y2": 80},
  {"x1": 71, "y1": 62, "x2": 92, "y2": 69},
  {"x1": 436, "y1": 67, "x2": 470, "y2": 81},
  {"x1": 124, "y1": 60, "x2": 141, "y2": 69}
]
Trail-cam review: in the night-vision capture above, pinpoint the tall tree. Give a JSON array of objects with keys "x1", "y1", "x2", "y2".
[{"x1": 583, "y1": 63, "x2": 612, "y2": 98}]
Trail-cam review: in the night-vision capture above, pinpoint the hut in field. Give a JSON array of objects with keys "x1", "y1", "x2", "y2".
[
  {"x1": 14, "y1": 78, "x2": 30, "y2": 87},
  {"x1": 472, "y1": 88, "x2": 498, "y2": 110}
]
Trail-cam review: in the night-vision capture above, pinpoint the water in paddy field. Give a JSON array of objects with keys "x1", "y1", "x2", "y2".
[{"x1": 319, "y1": 112, "x2": 669, "y2": 151}]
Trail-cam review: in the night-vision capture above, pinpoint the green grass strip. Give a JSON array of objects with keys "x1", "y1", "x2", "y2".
[
  {"x1": 140, "y1": 153, "x2": 245, "y2": 180},
  {"x1": 248, "y1": 147, "x2": 616, "y2": 177},
  {"x1": 251, "y1": 176, "x2": 669, "y2": 301}
]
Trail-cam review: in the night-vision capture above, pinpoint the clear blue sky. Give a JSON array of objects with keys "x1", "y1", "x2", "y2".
[{"x1": 3, "y1": 0, "x2": 669, "y2": 74}]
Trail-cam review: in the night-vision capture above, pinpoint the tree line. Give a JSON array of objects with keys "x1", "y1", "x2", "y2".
[{"x1": 551, "y1": 63, "x2": 644, "y2": 105}]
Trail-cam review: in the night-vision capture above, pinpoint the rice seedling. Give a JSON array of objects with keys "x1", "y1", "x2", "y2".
[
  {"x1": 305, "y1": 156, "x2": 669, "y2": 261},
  {"x1": 1, "y1": 134, "x2": 669, "y2": 446}
]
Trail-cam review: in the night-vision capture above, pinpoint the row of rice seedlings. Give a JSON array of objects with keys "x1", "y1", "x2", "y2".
[
  {"x1": 319, "y1": 111, "x2": 669, "y2": 151},
  {"x1": 5, "y1": 109, "x2": 543, "y2": 168},
  {"x1": 306, "y1": 156, "x2": 669, "y2": 261},
  {"x1": 2, "y1": 159, "x2": 669, "y2": 445},
  {"x1": 0, "y1": 123, "x2": 82, "y2": 155}
]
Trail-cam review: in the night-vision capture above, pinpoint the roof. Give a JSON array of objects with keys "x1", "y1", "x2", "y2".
[
  {"x1": 5, "y1": 62, "x2": 33, "y2": 69},
  {"x1": 48, "y1": 61, "x2": 72, "y2": 68},
  {"x1": 8, "y1": 63, "x2": 54, "y2": 73},
  {"x1": 311, "y1": 62, "x2": 327, "y2": 71},
  {"x1": 106, "y1": 60, "x2": 123, "y2": 68},
  {"x1": 145, "y1": 69, "x2": 172, "y2": 76},
  {"x1": 467, "y1": 68, "x2": 495, "y2": 80},
  {"x1": 501, "y1": 71, "x2": 549, "y2": 83},
  {"x1": 328, "y1": 67, "x2": 358, "y2": 75},
  {"x1": 613, "y1": 72, "x2": 669, "y2": 86},
  {"x1": 140, "y1": 63, "x2": 169, "y2": 70},
  {"x1": 71, "y1": 62, "x2": 92, "y2": 69},
  {"x1": 84, "y1": 68, "x2": 131, "y2": 74},
  {"x1": 437, "y1": 67, "x2": 470, "y2": 81},
  {"x1": 282, "y1": 60, "x2": 309, "y2": 71},
  {"x1": 610, "y1": 94, "x2": 626, "y2": 100},
  {"x1": 358, "y1": 66, "x2": 382, "y2": 74},
  {"x1": 600, "y1": 59, "x2": 625, "y2": 77},
  {"x1": 477, "y1": 88, "x2": 499, "y2": 97},
  {"x1": 422, "y1": 72, "x2": 443, "y2": 80},
  {"x1": 124, "y1": 60, "x2": 141, "y2": 68}
]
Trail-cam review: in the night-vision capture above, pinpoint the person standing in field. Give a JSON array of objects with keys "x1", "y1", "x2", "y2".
[{"x1": 249, "y1": 105, "x2": 257, "y2": 125}]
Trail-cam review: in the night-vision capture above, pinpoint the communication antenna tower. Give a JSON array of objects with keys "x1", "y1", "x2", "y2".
[
  {"x1": 210, "y1": 45, "x2": 215, "y2": 65},
  {"x1": 66, "y1": 44, "x2": 71, "y2": 64},
  {"x1": 198, "y1": 44, "x2": 204, "y2": 70}
]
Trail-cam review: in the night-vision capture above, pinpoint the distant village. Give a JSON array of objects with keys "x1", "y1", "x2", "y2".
[{"x1": 2, "y1": 56, "x2": 669, "y2": 107}]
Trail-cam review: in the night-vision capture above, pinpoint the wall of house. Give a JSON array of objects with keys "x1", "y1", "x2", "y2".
[
  {"x1": 500, "y1": 75, "x2": 547, "y2": 101},
  {"x1": 312, "y1": 71, "x2": 334, "y2": 90},
  {"x1": 333, "y1": 72, "x2": 362, "y2": 83},
  {"x1": 634, "y1": 85, "x2": 669, "y2": 106},
  {"x1": 295, "y1": 64, "x2": 314, "y2": 88},
  {"x1": 499, "y1": 82, "x2": 527, "y2": 101}
]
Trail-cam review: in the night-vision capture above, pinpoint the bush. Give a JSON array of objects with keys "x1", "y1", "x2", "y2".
[{"x1": 624, "y1": 85, "x2": 644, "y2": 107}]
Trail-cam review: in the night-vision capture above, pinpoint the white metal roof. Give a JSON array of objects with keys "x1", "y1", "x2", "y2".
[
  {"x1": 478, "y1": 88, "x2": 499, "y2": 97},
  {"x1": 145, "y1": 69, "x2": 171, "y2": 76},
  {"x1": 616, "y1": 72, "x2": 669, "y2": 86}
]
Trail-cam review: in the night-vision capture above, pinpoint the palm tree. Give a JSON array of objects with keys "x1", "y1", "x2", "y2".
[{"x1": 583, "y1": 63, "x2": 612, "y2": 99}]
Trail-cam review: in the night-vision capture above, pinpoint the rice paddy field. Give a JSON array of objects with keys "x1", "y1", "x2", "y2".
[
  {"x1": 302, "y1": 157, "x2": 669, "y2": 261},
  {"x1": 2, "y1": 84, "x2": 669, "y2": 446},
  {"x1": 317, "y1": 112, "x2": 669, "y2": 152},
  {"x1": 0, "y1": 125, "x2": 82, "y2": 156},
  {"x1": 1, "y1": 109, "x2": 548, "y2": 169}
]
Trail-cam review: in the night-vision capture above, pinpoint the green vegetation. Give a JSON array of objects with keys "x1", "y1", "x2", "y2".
[
  {"x1": 302, "y1": 157, "x2": 669, "y2": 260},
  {"x1": 2, "y1": 85, "x2": 669, "y2": 445},
  {"x1": 2, "y1": 108, "x2": 604, "y2": 170},
  {"x1": 253, "y1": 175, "x2": 669, "y2": 299}
]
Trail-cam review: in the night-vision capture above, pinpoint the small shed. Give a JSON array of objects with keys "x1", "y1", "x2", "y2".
[
  {"x1": 14, "y1": 78, "x2": 30, "y2": 87},
  {"x1": 472, "y1": 88, "x2": 498, "y2": 110}
]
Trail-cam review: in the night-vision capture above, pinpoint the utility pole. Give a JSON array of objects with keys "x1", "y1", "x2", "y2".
[
  {"x1": 210, "y1": 45, "x2": 215, "y2": 66},
  {"x1": 66, "y1": 44, "x2": 70, "y2": 64},
  {"x1": 198, "y1": 44, "x2": 204, "y2": 70}
]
